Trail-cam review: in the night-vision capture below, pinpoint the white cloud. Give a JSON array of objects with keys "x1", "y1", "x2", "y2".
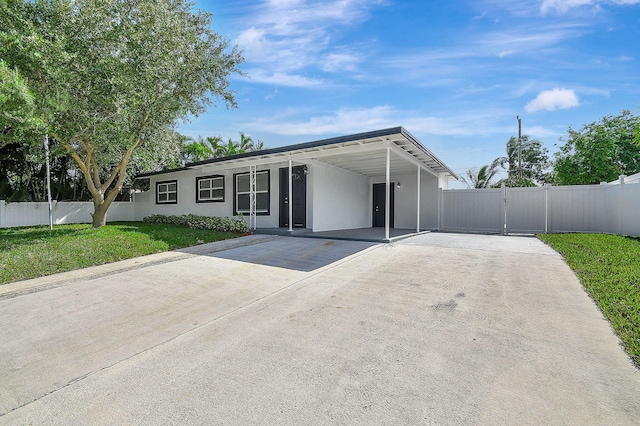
[
  {"x1": 541, "y1": 0, "x2": 594, "y2": 13},
  {"x1": 525, "y1": 88, "x2": 580, "y2": 112},
  {"x1": 233, "y1": 0, "x2": 384, "y2": 87},
  {"x1": 321, "y1": 52, "x2": 362, "y2": 72},
  {"x1": 242, "y1": 69, "x2": 324, "y2": 87},
  {"x1": 380, "y1": 22, "x2": 585, "y2": 85},
  {"x1": 541, "y1": 0, "x2": 640, "y2": 14},
  {"x1": 249, "y1": 106, "x2": 512, "y2": 137}
]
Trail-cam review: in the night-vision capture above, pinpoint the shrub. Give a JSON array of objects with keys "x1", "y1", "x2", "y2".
[{"x1": 143, "y1": 214, "x2": 249, "y2": 233}]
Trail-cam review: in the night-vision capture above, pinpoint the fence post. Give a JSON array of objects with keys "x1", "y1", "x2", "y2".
[
  {"x1": 501, "y1": 183, "x2": 507, "y2": 235},
  {"x1": 0, "y1": 200, "x2": 4, "y2": 228},
  {"x1": 544, "y1": 185, "x2": 549, "y2": 234},
  {"x1": 438, "y1": 187, "x2": 443, "y2": 231},
  {"x1": 619, "y1": 175, "x2": 626, "y2": 235}
]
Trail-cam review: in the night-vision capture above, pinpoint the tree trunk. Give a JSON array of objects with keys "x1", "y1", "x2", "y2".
[{"x1": 92, "y1": 201, "x2": 109, "y2": 228}]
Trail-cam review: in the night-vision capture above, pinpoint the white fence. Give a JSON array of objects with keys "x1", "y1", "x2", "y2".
[
  {"x1": 439, "y1": 179, "x2": 640, "y2": 236},
  {"x1": 0, "y1": 201, "x2": 136, "y2": 228},
  {"x1": 2, "y1": 180, "x2": 639, "y2": 236}
]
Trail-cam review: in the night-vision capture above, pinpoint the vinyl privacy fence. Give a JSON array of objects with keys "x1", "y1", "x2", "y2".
[
  {"x1": 439, "y1": 179, "x2": 640, "y2": 236},
  {"x1": 1, "y1": 181, "x2": 639, "y2": 236},
  {"x1": 0, "y1": 201, "x2": 135, "y2": 228}
]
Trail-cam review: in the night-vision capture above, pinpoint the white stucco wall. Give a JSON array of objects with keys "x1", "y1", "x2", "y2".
[
  {"x1": 134, "y1": 169, "x2": 234, "y2": 220},
  {"x1": 371, "y1": 170, "x2": 441, "y2": 230},
  {"x1": 134, "y1": 163, "x2": 316, "y2": 229},
  {"x1": 439, "y1": 173, "x2": 451, "y2": 190},
  {"x1": 311, "y1": 162, "x2": 370, "y2": 232},
  {"x1": 133, "y1": 159, "x2": 451, "y2": 232}
]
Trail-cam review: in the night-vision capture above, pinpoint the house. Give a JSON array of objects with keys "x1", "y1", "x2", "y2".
[{"x1": 134, "y1": 127, "x2": 458, "y2": 240}]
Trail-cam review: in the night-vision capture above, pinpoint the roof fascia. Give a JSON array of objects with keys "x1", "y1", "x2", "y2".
[
  {"x1": 400, "y1": 127, "x2": 458, "y2": 179},
  {"x1": 388, "y1": 141, "x2": 439, "y2": 178}
]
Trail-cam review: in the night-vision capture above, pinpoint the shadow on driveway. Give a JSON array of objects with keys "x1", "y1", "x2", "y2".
[{"x1": 192, "y1": 236, "x2": 378, "y2": 272}]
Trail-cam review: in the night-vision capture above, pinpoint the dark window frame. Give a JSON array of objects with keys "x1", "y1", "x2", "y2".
[
  {"x1": 156, "y1": 179, "x2": 178, "y2": 205},
  {"x1": 195, "y1": 175, "x2": 225, "y2": 203},
  {"x1": 233, "y1": 170, "x2": 270, "y2": 216}
]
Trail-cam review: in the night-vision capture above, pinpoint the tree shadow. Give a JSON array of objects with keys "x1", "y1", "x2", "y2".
[{"x1": 0, "y1": 225, "x2": 90, "y2": 250}]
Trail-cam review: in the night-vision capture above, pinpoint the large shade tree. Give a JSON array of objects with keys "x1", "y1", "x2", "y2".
[
  {"x1": 1, "y1": 0, "x2": 242, "y2": 226},
  {"x1": 553, "y1": 110, "x2": 640, "y2": 185}
]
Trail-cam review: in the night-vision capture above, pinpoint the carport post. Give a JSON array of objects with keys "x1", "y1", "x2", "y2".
[
  {"x1": 385, "y1": 147, "x2": 390, "y2": 241},
  {"x1": 416, "y1": 166, "x2": 421, "y2": 233},
  {"x1": 288, "y1": 159, "x2": 293, "y2": 232},
  {"x1": 249, "y1": 165, "x2": 256, "y2": 230}
]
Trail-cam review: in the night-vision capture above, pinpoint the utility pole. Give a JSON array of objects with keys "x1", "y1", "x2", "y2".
[{"x1": 44, "y1": 134, "x2": 53, "y2": 230}]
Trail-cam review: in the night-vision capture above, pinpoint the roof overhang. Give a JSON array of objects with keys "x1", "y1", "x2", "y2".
[{"x1": 136, "y1": 127, "x2": 458, "y2": 180}]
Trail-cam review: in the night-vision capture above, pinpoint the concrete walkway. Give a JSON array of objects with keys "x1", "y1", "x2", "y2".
[{"x1": 1, "y1": 233, "x2": 639, "y2": 425}]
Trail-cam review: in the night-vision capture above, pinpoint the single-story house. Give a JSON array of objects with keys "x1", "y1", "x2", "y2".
[{"x1": 134, "y1": 127, "x2": 458, "y2": 240}]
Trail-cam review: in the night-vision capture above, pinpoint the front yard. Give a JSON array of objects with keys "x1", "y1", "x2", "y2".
[
  {"x1": 0, "y1": 222, "x2": 242, "y2": 285},
  {"x1": 539, "y1": 233, "x2": 640, "y2": 368}
]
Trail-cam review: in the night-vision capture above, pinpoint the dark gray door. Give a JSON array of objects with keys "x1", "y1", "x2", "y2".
[
  {"x1": 279, "y1": 166, "x2": 307, "y2": 228},
  {"x1": 373, "y1": 183, "x2": 394, "y2": 228}
]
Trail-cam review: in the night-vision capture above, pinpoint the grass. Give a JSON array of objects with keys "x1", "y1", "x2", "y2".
[
  {"x1": 0, "y1": 222, "x2": 243, "y2": 285},
  {"x1": 538, "y1": 233, "x2": 640, "y2": 368}
]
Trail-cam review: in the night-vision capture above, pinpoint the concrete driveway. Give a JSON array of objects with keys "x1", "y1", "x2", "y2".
[{"x1": 1, "y1": 233, "x2": 639, "y2": 425}]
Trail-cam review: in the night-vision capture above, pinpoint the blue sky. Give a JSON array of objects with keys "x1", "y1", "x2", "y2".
[{"x1": 182, "y1": 0, "x2": 640, "y2": 187}]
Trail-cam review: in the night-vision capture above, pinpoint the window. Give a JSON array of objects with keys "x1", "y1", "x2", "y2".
[
  {"x1": 234, "y1": 170, "x2": 270, "y2": 215},
  {"x1": 196, "y1": 175, "x2": 225, "y2": 203},
  {"x1": 156, "y1": 180, "x2": 177, "y2": 204}
]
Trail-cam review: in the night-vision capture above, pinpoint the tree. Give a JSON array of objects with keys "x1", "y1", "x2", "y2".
[
  {"x1": 0, "y1": 61, "x2": 43, "y2": 144},
  {"x1": 552, "y1": 110, "x2": 640, "y2": 185},
  {"x1": 1, "y1": 0, "x2": 243, "y2": 227},
  {"x1": 461, "y1": 159, "x2": 501, "y2": 189},
  {"x1": 495, "y1": 135, "x2": 550, "y2": 187},
  {"x1": 179, "y1": 132, "x2": 266, "y2": 163}
]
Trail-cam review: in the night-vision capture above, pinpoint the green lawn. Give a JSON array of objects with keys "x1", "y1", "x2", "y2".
[
  {"x1": 0, "y1": 222, "x2": 243, "y2": 285},
  {"x1": 538, "y1": 233, "x2": 640, "y2": 368}
]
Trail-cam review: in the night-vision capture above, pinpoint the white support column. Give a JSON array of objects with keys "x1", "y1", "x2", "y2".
[
  {"x1": 249, "y1": 165, "x2": 256, "y2": 230},
  {"x1": 416, "y1": 166, "x2": 421, "y2": 233},
  {"x1": 385, "y1": 147, "x2": 390, "y2": 241},
  {"x1": 288, "y1": 158, "x2": 293, "y2": 232}
]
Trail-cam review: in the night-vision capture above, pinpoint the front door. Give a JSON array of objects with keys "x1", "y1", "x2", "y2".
[
  {"x1": 372, "y1": 183, "x2": 394, "y2": 228},
  {"x1": 279, "y1": 166, "x2": 307, "y2": 228}
]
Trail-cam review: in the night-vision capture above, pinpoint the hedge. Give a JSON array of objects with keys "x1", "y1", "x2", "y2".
[{"x1": 142, "y1": 214, "x2": 249, "y2": 234}]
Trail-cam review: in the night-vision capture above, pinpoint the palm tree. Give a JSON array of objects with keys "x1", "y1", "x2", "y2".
[
  {"x1": 495, "y1": 135, "x2": 549, "y2": 186},
  {"x1": 205, "y1": 136, "x2": 226, "y2": 158},
  {"x1": 180, "y1": 133, "x2": 268, "y2": 163},
  {"x1": 462, "y1": 159, "x2": 501, "y2": 188},
  {"x1": 237, "y1": 132, "x2": 254, "y2": 152},
  {"x1": 179, "y1": 136, "x2": 215, "y2": 163}
]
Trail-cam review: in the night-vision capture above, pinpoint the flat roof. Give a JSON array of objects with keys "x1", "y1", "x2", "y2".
[{"x1": 136, "y1": 127, "x2": 458, "y2": 179}]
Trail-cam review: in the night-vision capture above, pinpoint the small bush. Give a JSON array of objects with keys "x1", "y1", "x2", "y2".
[{"x1": 143, "y1": 214, "x2": 249, "y2": 233}]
